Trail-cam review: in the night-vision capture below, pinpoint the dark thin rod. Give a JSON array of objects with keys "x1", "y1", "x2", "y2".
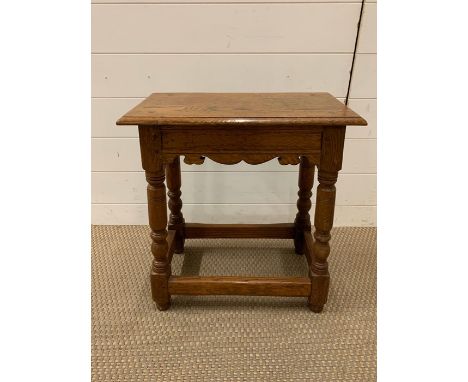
[{"x1": 345, "y1": 0, "x2": 366, "y2": 105}]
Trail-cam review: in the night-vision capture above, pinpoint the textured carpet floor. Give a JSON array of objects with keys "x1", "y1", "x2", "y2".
[{"x1": 92, "y1": 226, "x2": 376, "y2": 381}]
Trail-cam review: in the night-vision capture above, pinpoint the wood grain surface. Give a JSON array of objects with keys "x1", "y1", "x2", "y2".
[
  {"x1": 185, "y1": 223, "x2": 295, "y2": 239},
  {"x1": 117, "y1": 92, "x2": 367, "y2": 126},
  {"x1": 168, "y1": 276, "x2": 311, "y2": 297}
]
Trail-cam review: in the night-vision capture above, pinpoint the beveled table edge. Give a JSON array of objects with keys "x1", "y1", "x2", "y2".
[{"x1": 117, "y1": 116, "x2": 367, "y2": 126}]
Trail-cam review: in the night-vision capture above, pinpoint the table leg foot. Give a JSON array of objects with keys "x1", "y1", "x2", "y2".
[
  {"x1": 155, "y1": 301, "x2": 171, "y2": 311},
  {"x1": 308, "y1": 304, "x2": 324, "y2": 313},
  {"x1": 294, "y1": 228, "x2": 305, "y2": 255},
  {"x1": 174, "y1": 247, "x2": 184, "y2": 255},
  {"x1": 150, "y1": 255, "x2": 171, "y2": 311}
]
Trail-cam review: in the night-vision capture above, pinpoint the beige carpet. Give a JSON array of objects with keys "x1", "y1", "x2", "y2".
[{"x1": 92, "y1": 226, "x2": 376, "y2": 381}]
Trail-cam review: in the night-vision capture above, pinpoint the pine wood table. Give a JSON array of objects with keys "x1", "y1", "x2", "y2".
[{"x1": 117, "y1": 92, "x2": 367, "y2": 312}]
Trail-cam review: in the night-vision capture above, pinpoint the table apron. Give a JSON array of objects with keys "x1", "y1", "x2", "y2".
[{"x1": 161, "y1": 129, "x2": 322, "y2": 153}]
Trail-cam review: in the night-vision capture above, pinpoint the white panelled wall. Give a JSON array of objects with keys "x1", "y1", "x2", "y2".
[{"x1": 91, "y1": 0, "x2": 377, "y2": 226}]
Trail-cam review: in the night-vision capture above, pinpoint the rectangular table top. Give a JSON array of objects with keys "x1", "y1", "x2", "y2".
[{"x1": 116, "y1": 92, "x2": 367, "y2": 127}]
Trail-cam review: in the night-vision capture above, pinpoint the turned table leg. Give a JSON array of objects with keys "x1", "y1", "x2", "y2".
[
  {"x1": 309, "y1": 170, "x2": 337, "y2": 312},
  {"x1": 294, "y1": 156, "x2": 315, "y2": 255},
  {"x1": 146, "y1": 170, "x2": 171, "y2": 310},
  {"x1": 166, "y1": 156, "x2": 185, "y2": 254},
  {"x1": 308, "y1": 127, "x2": 345, "y2": 312},
  {"x1": 139, "y1": 127, "x2": 171, "y2": 310}
]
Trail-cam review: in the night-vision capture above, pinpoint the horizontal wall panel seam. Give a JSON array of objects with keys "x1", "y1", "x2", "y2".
[
  {"x1": 91, "y1": 203, "x2": 377, "y2": 206},
  {"x1": 92, "y1": 52, "x2": 375, "y2": 55},
  {"x1": 92, "y1": 97, "x2": 377, "y2": 100},
  {"x1": 91, "y1": 171, "x2": 377, "y2": 174},
  {"x1": 91, "y1": 137, "x2": 377, "y2": 140},
  {"x1": 93, "y1": 2, "x2": 376, "y2": 4}
]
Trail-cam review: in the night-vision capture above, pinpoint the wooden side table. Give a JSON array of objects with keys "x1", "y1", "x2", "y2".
[{"x1": 117, "y1": 93, "x2": 366, "y2": 312}]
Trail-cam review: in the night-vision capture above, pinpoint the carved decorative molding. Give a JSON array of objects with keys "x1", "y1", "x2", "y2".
[
  {"x1": 183, "y1": 155, "x2": 206, "y2": 165},
  {"x1": 176, "y1": 154, "x2": 306, "y2": 166},
  {"x1": 278, "y1": 155, "x2": 301, "y2": 165}
]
